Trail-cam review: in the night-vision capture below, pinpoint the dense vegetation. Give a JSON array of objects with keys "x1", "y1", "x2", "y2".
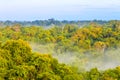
[
  {"x1": 0, "y1": 20, "x2": 120, "y2": 79},
  {"x1": 0, "y1": 20, "x2": 120, "y2": 53},
  {"x1": 0, "y1": 40, "x2": 78, "y2": 79},
  {"x1": 1, "y1": 40, "x2": 120, "y2": 80}
]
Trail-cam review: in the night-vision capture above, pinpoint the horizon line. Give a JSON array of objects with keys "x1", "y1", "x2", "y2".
[{"x1": 0, "y1": 19, "x2": 119, "y2": 22}]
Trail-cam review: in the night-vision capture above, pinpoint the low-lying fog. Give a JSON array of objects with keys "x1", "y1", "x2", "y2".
[{"x1": 30, "y1": 43, "x2": 120, "y2": 71}]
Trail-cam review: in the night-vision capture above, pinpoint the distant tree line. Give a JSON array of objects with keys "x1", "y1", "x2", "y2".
[{"x1": 0, "y1": 19, "x2": 108, "y2": 27}]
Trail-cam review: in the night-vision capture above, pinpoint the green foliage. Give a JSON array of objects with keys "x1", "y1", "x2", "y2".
[
  {"x1": 0, "y1": 22, "x2": 120, "y2": 53},
  {"x1": 0, "y1": 40, "x2": 79, "y2": 79},
  {"x1": 0, "y1": 22, "x2": 120, "y2": 79}
]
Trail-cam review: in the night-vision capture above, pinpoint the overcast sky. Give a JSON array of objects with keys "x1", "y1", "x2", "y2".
[{"x1": 0, "y1": 0, "x2": 120, "y2": 21}]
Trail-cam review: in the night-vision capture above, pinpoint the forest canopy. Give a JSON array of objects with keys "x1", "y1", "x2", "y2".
[
  {"x1": 0, "y1": 20, "x2": 120, "y2": 79},
  {"x1": 0, "y1": 40, "x2": 120, "y2": 80}
]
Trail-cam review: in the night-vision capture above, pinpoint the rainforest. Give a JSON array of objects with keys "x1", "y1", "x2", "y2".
[{"x1": 0, "y1": 20, "x2": 120, "y2": 80}]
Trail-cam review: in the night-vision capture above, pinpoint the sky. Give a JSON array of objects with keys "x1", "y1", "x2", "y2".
[{"x1": 0, "y1": 0, "x2": 120, "y2": 21}]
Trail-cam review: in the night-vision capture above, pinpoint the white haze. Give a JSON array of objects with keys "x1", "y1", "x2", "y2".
[{"x1": 30, "y1": 43, "x2": 120, "y2": 71}]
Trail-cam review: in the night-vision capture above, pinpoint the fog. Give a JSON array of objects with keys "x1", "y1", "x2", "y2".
[{"x1": 30, "y1": 43, "x2": 120, "y2": 71}]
